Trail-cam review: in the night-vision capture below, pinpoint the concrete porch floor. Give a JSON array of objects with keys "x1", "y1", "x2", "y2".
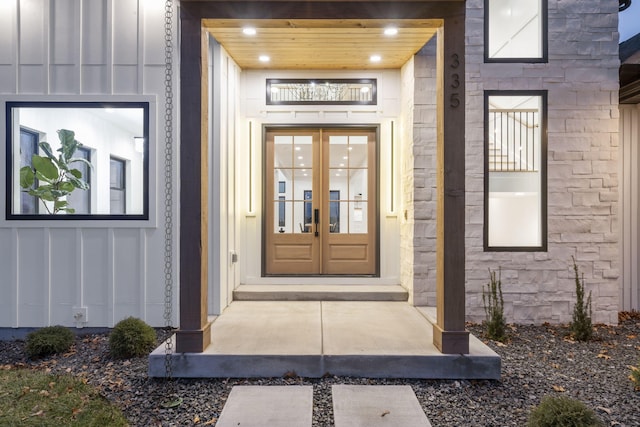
[{"x1": 149, "y1": 301, "x2": 500, "y2": 379}]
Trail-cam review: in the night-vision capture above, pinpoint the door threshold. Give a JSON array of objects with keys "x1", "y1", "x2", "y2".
[
  {"x1": 233, "y1": 284, "x2": 408, "y2": 301},
  {"x1": 243, "y1": 277, "x2": 399, "y2": 286}
]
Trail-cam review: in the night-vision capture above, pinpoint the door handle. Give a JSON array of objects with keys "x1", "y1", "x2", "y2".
[{"x1": 314, "y1": 209, "x2": 319, "y2": 236}]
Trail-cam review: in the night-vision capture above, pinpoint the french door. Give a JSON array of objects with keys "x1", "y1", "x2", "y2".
[{"x1": 264, "y1": 127, "x2": 377, "y2": 275}]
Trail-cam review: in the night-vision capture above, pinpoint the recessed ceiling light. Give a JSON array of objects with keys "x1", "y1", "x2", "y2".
[
  {"x1": 259, "y1": 55, "x2": 270, "y2": 62},
  {"x1": 295, "y1": 147, "x2": 301, "y2": 151},
  {"x1": 297, "y1": 156, "x2": 303, "y2": 160},
  {"x1": 384, "y1": 27, "x2": 398, "y2": 36},
  {"x1": 243, "y1": 27, "x2": 257, "y2": 36},
  {"x1": 370, "y1": 55, "x2": 382, "y2": 63}
]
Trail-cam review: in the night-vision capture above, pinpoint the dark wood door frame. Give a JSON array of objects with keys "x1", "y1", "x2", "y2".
[{"x1": 177, "y1": 0, "x2": 468, "y2": 354}]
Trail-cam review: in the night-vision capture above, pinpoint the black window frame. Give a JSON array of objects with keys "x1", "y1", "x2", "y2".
[
  {"x1": 483, "y1": 90, "x2": 548, "y2": 252},
  {"x1": 5, "y1": 101, "x2": 150, "y2": 220},
  {"x1": 484, "y1": 0, "x2": 549, "y2": 63}
]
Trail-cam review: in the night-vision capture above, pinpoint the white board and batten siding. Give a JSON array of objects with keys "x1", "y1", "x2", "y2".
[
  {"x1": 0, "y1": 0, "x2": 176, "y2": 329},
  {"x1": 620, "y1": 104, "x2": 640, "y2": 312}
]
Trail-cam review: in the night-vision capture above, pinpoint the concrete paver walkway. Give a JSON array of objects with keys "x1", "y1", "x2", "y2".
[
  {"x1": 215, "y1": 386, "x2": 313, "y2": 427},
  {"x1": 332, "y1": 385, "x2": 432, "y2": 427},
  {"x1": 215, "y1": 385, "x2": 432, "y2": 427}
]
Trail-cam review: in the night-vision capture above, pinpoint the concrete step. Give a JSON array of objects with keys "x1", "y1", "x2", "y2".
[
  {"x1": 233, "y1": 284, "x2": 409, "y2": 301},
  {"x1": 149, "y1": 301, "x2": 501, "y2": 380}
]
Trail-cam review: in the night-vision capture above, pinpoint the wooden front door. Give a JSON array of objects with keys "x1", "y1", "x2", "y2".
[{"x1": 265, "y1": 127, "x2": 377, "y2": 275}]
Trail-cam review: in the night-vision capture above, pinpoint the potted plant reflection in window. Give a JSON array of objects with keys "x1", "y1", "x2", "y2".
[{"x1": 19, "y1": 129, "x2": 92, "y2": 214}]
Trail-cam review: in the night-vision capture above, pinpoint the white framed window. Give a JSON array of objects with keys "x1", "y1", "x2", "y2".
[
  {"x1": 485, "y1": 0, "x2": 547, "y2": 62},
  {"x1": 6, "y1": 102, "x2": 149, "y2": 220},
  {"x1": 484, "y1": 91, "x2": 547, "y2": 251}
]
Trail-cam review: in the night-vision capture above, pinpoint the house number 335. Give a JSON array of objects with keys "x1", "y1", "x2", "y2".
[{"x1": 450, "y1": 53, "x2": 460, "y2": 108}]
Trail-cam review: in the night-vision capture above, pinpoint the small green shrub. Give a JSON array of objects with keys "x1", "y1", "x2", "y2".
[
  {"x1": 570, "y1": 257, "x2": 593, "y2": 342},
  {"x1": 631, "y1": 363, "x2": 640, "y2": 391},
  {"x1": 528, "y1": 396, "x2": 603, "y2": 427},
  {"x1": 482, "y1": 267, "x2": 507, "y2": 342},
  {"x1": 109, "y1": 317, "x2": 157, "y2": 359},
  {"x1": 25, "y1": 325, "x2": 74, "y2": 359}
]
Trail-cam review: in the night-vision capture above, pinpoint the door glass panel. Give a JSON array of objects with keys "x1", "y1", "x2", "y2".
[
  {"x1": 274, "y1": 170, "x2": 292, "y2": 200},
  {"x1": 329, "y1": 191, "x2": 341, "y2": 233},
  {"x1": 293, "y1": 169, "x2": 312, "y2": 202},
  {"x1": 350, "y1": 201, "x2": 367, "y2": 234},
  {"x1": 328, "y1": 133, "x2": 370, "y2": 235},
  {"x1": 334, "y1": 201, "x2": 349, "y2": 234},
  {"x1": 274, "y1": 200, "x2": 292, "y2": 233},
  {"x1": 349, "y1": 169, "x2": 367, "y2": 200},
  {"x1": 274, "y1": 135, "x2": 293, "y2": 168},
  {"x1": 329, "y1": 170, "x2": 348, "y2": 198},
  {"x1": 293, "y1": 201, "x2": 309, "y2": 233},
  {"x1": 294, "y1": 136, "x2": 313, "y2": 169},
  {"x1": 329, "y1": 136, "x2": 349, "y2": 168},
  {"x1": 273, "y1": 134, "x2": 315, "y2": 235},
  {"x1": 348, "y1": 136, "x2": 368, "y2": 168}
]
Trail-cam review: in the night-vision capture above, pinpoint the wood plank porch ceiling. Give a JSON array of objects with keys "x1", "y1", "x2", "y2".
[{"x1": 203, "y1": 19, "x2": 439, "y2": 69}]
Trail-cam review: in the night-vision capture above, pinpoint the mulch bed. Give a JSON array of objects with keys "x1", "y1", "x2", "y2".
[{"x1": 1, "y1": 312, "x2": 639, "y2": 426}]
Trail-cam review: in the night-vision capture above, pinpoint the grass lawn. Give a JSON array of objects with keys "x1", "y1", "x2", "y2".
[{"x1": 0, "y1": 367, "x2": 128, "y2": 426}]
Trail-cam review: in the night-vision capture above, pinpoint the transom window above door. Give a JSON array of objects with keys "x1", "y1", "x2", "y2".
[{"x1": 266, "y1": 79, "x2": 377, "y2": 105}]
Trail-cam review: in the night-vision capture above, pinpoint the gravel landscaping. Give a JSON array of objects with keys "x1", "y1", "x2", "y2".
[{"x1": 1, "y1": 314, "x2": 639, "y2": 426}]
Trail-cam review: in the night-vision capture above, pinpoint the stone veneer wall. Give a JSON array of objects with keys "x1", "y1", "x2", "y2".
[
  {"x1": 401, "y1": 36, "x2": 437, "y2": 306},
  {"x1": 400, "y1": 56, "x2": 416, "y2": 303},
  {"x1": 462, "y1": 0, "x2": 620, "y2": 324}
]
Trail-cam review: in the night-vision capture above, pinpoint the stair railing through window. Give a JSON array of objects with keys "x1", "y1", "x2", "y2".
[{"x1": 488, "y1": 109, "x2": 539, "y2": 172}]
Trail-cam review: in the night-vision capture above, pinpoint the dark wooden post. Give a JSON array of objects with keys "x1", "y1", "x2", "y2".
[
  {"x1": 176, "y1": 10, "x2": 212, "y2": 353},
  {"x1": 433, "y1": 4, "x2": 470, "y2": 354}
]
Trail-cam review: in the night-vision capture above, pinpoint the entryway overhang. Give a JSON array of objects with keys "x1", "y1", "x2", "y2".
[
  {"x1": 203, "y1": 19, "x2": 439, "y2": 70},
  {"x1": 176, "y1": 0, "x2": 469, "y2": 359}
]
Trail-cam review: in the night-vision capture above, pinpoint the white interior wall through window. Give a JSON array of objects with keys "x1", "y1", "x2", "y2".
[{"x1": 488, "y1": 0, "x2": 542, "y2": 59}]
